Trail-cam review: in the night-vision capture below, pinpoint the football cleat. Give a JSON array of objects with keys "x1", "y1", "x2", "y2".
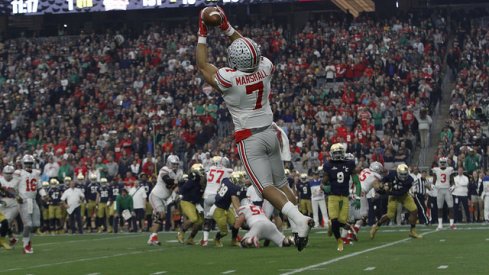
[
  {"x1": 0, "y1": 237, "x2": 12, "y2": 250},
  {"x1": 186, "y1": 238, "x2": 195, "y2": 245},
  {"x1": 283, "y1": 235, "x2": 295, "y2": 247},
  {"x1": 215, "y1": 239, "x2": 223, "y2": 248},
  {"x1": 9, "y1": 237, "x2": 17, "y2": 246},
  {"x1": 436, "y1": 225, "x2": 443, "y2": 231},
  {"x1": 370, "y1": 224, "x2": 379, "y2": 240},
  {"x1": 450, "y1": 224, "x2": 457, "y2": 230},
  {"x1": 23, "y1": 241, "x2": 33, "y2": 254},
  {"x1": 200, "y1": 239, "x2": 208, "y2": 247},
  {"x1": 295, "y1": 218, "x2": 314, "y2": 252},
  {"x1": 348, "y1": 224, "x2": 358, "y2": 242},
  {"x1": 263, "y1": 239, "x2": 271, "y2": 247},
  {"x1": 177, "y1": 231, "x2": 185, "y2": 244},
  {"x1": 231, "y1": 239, "x2": 240, "y2": 247},
  {"x1": 147, "y1": 235, "x2": 161, "y2": 246},
  {"x1": 409, "y1": 229, "x2": 423, "y2": 239},
  {"x1": 337, "y1": 238, "x2": 344, "y2": 252}
]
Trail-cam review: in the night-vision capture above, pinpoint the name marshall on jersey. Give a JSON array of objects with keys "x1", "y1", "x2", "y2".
[{"x1": 235, "y1": 69, "x2": 269, "y2": 86}]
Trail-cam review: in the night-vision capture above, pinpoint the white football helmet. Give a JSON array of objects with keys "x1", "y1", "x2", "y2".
[
  {"x1": 2, "y1": 165, "x2": 15, "y2": 181},
  {"x1": 227, "y1": 37, "x2": 262, "y2": 73},
  {"x1": 167, "y1": 155, "x2": 180, "y2": 171},
  {"x1": 438, "y1": 157, "x2": 448, "y2": 168},
  {"x1": 369, "y1": 161, "x2": 384, "y2": 175},
  {"x1": 22, "y1": 154, "x2": 35, "y2": 171},
  {"x1": 396, "y1": 164, "x2": 410, "y2": 181}
]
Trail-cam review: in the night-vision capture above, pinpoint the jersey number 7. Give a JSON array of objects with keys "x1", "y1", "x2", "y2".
[{"x1": 246, "y1": 81, "x2": 264, "y2": 110}]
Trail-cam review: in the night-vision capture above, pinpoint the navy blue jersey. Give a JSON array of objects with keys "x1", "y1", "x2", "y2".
[
  {"x1": 214, "y1": 178, "x2": 246, "y2": 210},
  {"x1": 98, "y1": 185, "x2": 111, "y2": 203},
  {"x1": 109, "y1": 183, "x2": 123, "y2": 201},
  {"x1": 139, "y1": 181, "x2": 153, "y2": 197},
  {"x1": 179, "y1": 179, "x2": 204, "y2": 204},
  {"x1": 48, "y1": 186, "x2": 63, "y2": 205},
  {"x1": 85, "y1": 182, "x2": 100, "y2": 201},
  {"x1": 297, "y1": 181, "x2": 311, "y2": 200},
  {"x1": 323, "y1": 160, "x2": 356, "y2": 196},
  {"x1": 383, "y1": 171, "x2": 414, "y2": 197}
]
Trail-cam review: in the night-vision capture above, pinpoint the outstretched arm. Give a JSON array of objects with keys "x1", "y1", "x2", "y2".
[{"x1": 217, "y1": 6, "x2": 242, "y2": 42}]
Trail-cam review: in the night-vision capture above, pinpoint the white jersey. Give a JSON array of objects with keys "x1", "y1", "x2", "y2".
[
  {"x1": 432, "y1": 167, "x2": 454, "y2": 189},
  {"x1": 238, "y1": 204, "x2": 269, "y2": 228},
  {"x1": 216, "y1": 57, "x2": 275, "y2": 130},
  {"x1": 481, "y1": 179, "x2": 489, "y2": 198},
  {"x1": 246, "y1": 185, "x2": 262, "y2": 202},
  {"x1": 17, "y1": 169, "x2": 42, "y2": 200},
  {"x1": 151, "y1": 166, "x2": 183, "y2": 199},
  {"x1": 359, "y1": 168, "x2": 382, "y2": 195},
  {"x1": 0, "y1": 176, "x2": 19, "y2": 207},
  {"x1": 203, "y1": 166, "x2": 233, "y2": 199}
]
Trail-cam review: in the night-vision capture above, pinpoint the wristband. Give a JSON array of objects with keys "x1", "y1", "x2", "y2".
[
  {"x1": 223, "y1": 26, "x2": 235, "y2": 37},
  {"x1": 198, "y1": 36, "x2": 207, "y2": 44}
]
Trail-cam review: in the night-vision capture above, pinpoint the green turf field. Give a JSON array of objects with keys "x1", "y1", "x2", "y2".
[{"x1": 1, "y1": 224, "x2": 488, "y2": 275}]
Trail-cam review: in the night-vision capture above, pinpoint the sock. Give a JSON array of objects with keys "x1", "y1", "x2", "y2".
[
  {"x1": 23, "y1": 237, "x2": 30, "y2": 247},
  {"x1": 438, "y1": 218, "x2": 443, "y2": 226},
  {"x1": 449, "y1": 219, "x2": 454, "y2": 226},
  {"x1": 288, "y1": 217, "x2": 297, "y2": 233},
  {"x1": 281, "y1": 202, "x2": 304, "y2": 228},
  {"x1": 203, "y1": 231, "x2": 209, "y2": 241},
  {"x1": 231, "y1": 228, "x2": 238, "y2": 239},
  {"x1": 410, "y1": 224, "x2": 415, "y2": 229}
]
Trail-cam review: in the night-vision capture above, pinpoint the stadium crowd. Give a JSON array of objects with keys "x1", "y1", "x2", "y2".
[
  {"x1": 6, "y1": 8, "x2": 489, "y2": 238},
  {"x1": 435, "y1": 17, "x2": 489, "y2": 224}
]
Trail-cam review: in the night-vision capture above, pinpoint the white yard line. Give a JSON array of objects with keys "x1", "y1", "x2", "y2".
[
  {"x1": 280, "y1": 230, "x2": 437, "y2": 275},
  {"x1": 150, "y1": 272, "x2": 167, "y2": 275},
  {"x1": 221, "y1": 270, "x2": 236, "y2": 274},
  {"x1": 36, "y1": 234, "x2": 143, "y2": 247},
  {"x1": 0, "y1": 249, "x2": 165, "y2": 273},
  {"x1": 437, "y1": 265, "x2": 448, "y2": 269},
  {"x1": 364, "y1": 267, "x2": 376, "y2": 271}
]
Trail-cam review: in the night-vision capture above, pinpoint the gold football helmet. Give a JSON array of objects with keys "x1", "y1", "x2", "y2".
[{"x1": 330, "y1": 143, "x2": 346, "y2": 161}]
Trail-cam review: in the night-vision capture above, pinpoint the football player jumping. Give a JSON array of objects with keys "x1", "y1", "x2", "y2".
[
  {"x1": 323, "y1": 144, "x2": 358, "y2": 252},
  {"x1": 432, "y1": 157, "x2": 456, "y2": 230},
  {"x1": 147, "y1": 155, "x2": 183, "y2": 246},
  {"x1": 196, "y1": 7, "x2": 312, "y2": 251},
  {"x1": 370, "y1": 164, "x2": 422, "y2": 239}
]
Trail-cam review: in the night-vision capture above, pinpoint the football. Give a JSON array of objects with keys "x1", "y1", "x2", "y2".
[{"x1": 202, "y1": 7, "x2": 222, "y2": 27}]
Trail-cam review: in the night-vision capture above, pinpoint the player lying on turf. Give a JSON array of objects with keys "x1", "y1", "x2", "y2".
[
  {"x1": 234, "y1": 198, "x2": 294, "y2": 248},
  {"x1": 195, "y1": 6, "x2": 312, "y2": 251}
]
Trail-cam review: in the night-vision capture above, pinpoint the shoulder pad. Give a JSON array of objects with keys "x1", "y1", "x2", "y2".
[{"x1": 215, "y1": 67, "x2": 234, "y2": 90}]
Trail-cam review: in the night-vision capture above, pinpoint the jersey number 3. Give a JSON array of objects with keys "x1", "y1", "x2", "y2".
[{"x1": 246, "y1": 81, "x2": 264, "y2": 110}]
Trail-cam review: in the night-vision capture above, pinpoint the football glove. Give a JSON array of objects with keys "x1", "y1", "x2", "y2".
[
  {"x1": 352, "y1": 199, "x2": 361, "y2": 210},
  {"x1": 198, "y1": 9, "x2": 208, "y2": 37},
  {"x1": 449, "y1": 185, "x2": 455, "y2": 193},
  {"x1": 162, "y1": 174, "x2": 176, "y2": 189},
  {"x1": 216, "y1": 6, "x2": 232, "y2": 34},
  {"x1": 323, "y1": 185, "x2": 331, "y2": 194}
]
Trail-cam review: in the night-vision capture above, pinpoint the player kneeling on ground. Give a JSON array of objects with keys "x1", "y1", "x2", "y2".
[
  {"x1": 370, "y1": 164, "x2": 421, "y2": 240},
  {"x1": 177, "y1": 164, "x2": 206, "y2": 245},
  {"x1": 235, "y1": 198, "x2": 294, "y2": 248}
]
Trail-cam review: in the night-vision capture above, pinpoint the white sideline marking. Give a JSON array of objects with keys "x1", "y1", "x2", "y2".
[
  {"x1": 438, "y1": 265, "x2": 448, "y2": 269},
  {"x1": 364, "y1": 267, "x2": 376, "y2": 271},
  {"x1": 0, "y1": 249, "x2": 165, "y2": 273},
  {"x1": 151, "y1": 272, "x2": 167, "y2": 275},
  {"x1": 280, "y1": 230, "x2": 437, "y2": 275},
  {"x1": 439, "y1": 239, "x2": 446, "y2": 242},
  {"x1": 86, "y1": 273, "x2": 100, "y2": 275},
  {"x1": 37, "y1": 234, "x2": 142, "y2": 247},
  {"x1": 166, "y1": 240, "x2": 178, "y2": 243},
  {"x1": 222, "y1": 270, "x2": 236, "y2": 274}
]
